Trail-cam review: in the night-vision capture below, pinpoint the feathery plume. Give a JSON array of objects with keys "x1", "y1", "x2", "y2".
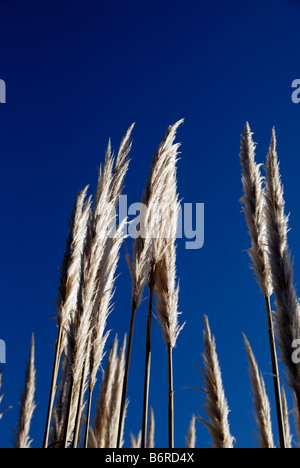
[
  {"x1": 149, "y1": 120, "x2": 184, "y2": 448},
  {"x1": 89, "y1": 219, "x2": 127, "y2": 393},
  {"x1": 0, "y1": 369, "x2": 11, "y2": 421},
  {"x1": 89, "y1": 338, "x2": 119, "y2": 448},
  {"x1": 147, "y1": 407, "x2": 155, "y2": 448},
  {"x1": 240, "y1": 122, "x2": 286, "y2": 447},
  {"x1": 65, "y1": 125, "x2": 133, "y2": 445},
  {"x1": 264, "y1": 128, "x2": 300, "y2": 409},
  {"x1": 154, "y1": 136, "x2": 185, "y2": 348},
  {"x1": 43, "y1": 186, "x2": 91, "y2": 448},
  {"x1": 110, "y1": 123, "x2": 134, "y2": 203},
  {"x1": 282, "y1": 387, "x2": 292, "y2": 448},
  {"x1": 89, "y1": 335, "x2": 127, "y2": 448},
  {"x1": 57, "y1": 186, "x2": 91, "y2": 334},
  {"x1": 118, "y1": 120, "x2": 184, "y2": 448},
  {"x1": 186, "y1": 415, "x2": 196, "y2": 449},
  {"x1": 140, "y1": 119, "x2": 184, "y2": 448},
  {"x1": 153, "y1": 120, "x2": 184, "y2": 349},
  {"x1": 105, "y1": 335, "x2": 127, "y2": 448},
  {"x1": 128, "y1": 119, "x2": 184, "y2": 309},
  {"x1": 239, "y1": 122, "x2": 272, "y2": 297},
  {"x1": 243, "y1": 334, "x2": 274, "y2": 448},
  {"x1": 88, "y1": 125, "x2": 133, "y2": 386},
  {"x1": 130, "y1": 431, "x2": 141, "y2": 448},
  {"x1": 199, "y1": 316, "x2": 234, "y2": 448},
  {"x1": 155, "y1": 232, "x2": 184, "y2": 350},
  {"x1": 84, "y1": 126, "x2": 132, "y2": 446},
  {"x1": 14, "y1": 335, "x2": 36, "y2": 449}
]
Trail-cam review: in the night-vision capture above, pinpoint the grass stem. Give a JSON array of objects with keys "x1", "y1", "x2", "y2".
[{"x1": 141, "y1": 268, "x2": 155, "y2": 448}]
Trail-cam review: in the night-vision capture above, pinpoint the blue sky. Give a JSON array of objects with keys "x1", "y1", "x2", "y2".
[{"x1": 1, "y1": 0, "x2": 300, "y2": 448}]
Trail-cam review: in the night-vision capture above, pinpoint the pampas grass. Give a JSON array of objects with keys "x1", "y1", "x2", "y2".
[
  {"x1": 130, "y1": 431, "x2": 141, "y2": 448},
  {"x1": 239, "y1": 122, "x2": 272, "y2": 297},
  {"x1": 88, "y1": 335, "x2": 127, "y2": 448},
  {"x1": 0, "y1": 369, "x2": 11, "y2": 422},
  {"x1": 147, "y1": 123, "x2": 184, "y2": 449},
  {"x1": 85, "y1": 218, "x2": 128, "y2": 447},
  {"x1": 118, "y1": 120, "x2": 184, "y2": 448},
  {"x1": 264, "y1": 129, "x2": 300, "y2": 417},
  {"x1": 185, "y1": 416, "x2": 196, "y2": 449},
  {"x1": 140, "y1": 120, "x2": 184, "y2": 448},
  {"x1": 198, "y1": 316, "x2": 234, "y2": 448},
  {"x1": 147, "y1": 407, "x2": 155, "y2": 448},
  {"x1": 43, "y1": 187, "x2": 91, "y2": 448},
  {"x1": 149, "y1": 120, "x2": 184, "y2": 448},
  {"x1": 239, "y1": 122, "x2": 285, "y2": 447},
  {"x1": 14, "y1": 335, "x2": 36, "y2": 449},
  {"x1": 243, "y1": 334, "x2": 274, "y2": 448},
  {"x1": 49, "y1": 351, "x2": 71, "y2": 448},
  {"x1": 5, "y1": 120, "x2": 300, "y2": 449},
  {"x1": 282, "y1": 387, "x2": 292, "y2": 448},
  {"x1": 63, "y1": 125, "x2": 133, "y2": 447}
]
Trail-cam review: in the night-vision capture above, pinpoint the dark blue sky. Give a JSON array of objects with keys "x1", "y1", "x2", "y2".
[{"x1": 1, "y1": 0, "x2": 300, "y2": 448}]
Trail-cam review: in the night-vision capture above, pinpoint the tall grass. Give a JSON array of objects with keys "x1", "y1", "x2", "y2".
[
  {"x1": 88, "y1": 335, "x2": 127, "y2": 448},
  {"x1": 239, "y1": 123, "x2": 285, "y2": 447},
  {"x1": 243, "y1": 334, "x2": 274, "y2": 448},
  {"x1": 2, "y1": 121, "x2": 300, "y2": 448},
  {"x1": 118, "y1": 120, "x2": 184, "y2": 449},
  {"x1": 0, "y1": 369, "x2": 11, "y2": 422},
  {"x1": 14, "y1": 335, "x2": 36, "y2": 449},
  {"x1": 197, "y1": 316, "x2": 234, "y2": 448}
]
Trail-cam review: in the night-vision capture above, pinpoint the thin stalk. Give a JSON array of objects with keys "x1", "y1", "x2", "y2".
[
  {"x1": 62, "y1": 376, "x2": 74, "y2": 448},
  {"x1": 141, "y1": 268, "x2": 155, "y2": 448},
  {"x1": 73, "y1": 338, "x2": 90, "y2": 449},
  {"x1": 264, "y1": 294, "x2": 286, "y2": 449},
  {"x1": 117, "y1": 301, "x2": 137, "y2": 448},
  {"x1": 84, "y1": 388, "x2": 92, "y2": 448},
  {"x1": 43, "y1": 325, "x2": 63, "y2": 449},
  {"x1": 72, "y1": 364, "x2": 86, "y2": 447},
  {"x1": 168, "y1": 345, "x2": 174, "y2": 449}
]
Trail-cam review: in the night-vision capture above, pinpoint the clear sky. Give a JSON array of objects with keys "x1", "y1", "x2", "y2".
[{"x1": 1, "y1": 0, "x2": 300, "y2": 448}]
